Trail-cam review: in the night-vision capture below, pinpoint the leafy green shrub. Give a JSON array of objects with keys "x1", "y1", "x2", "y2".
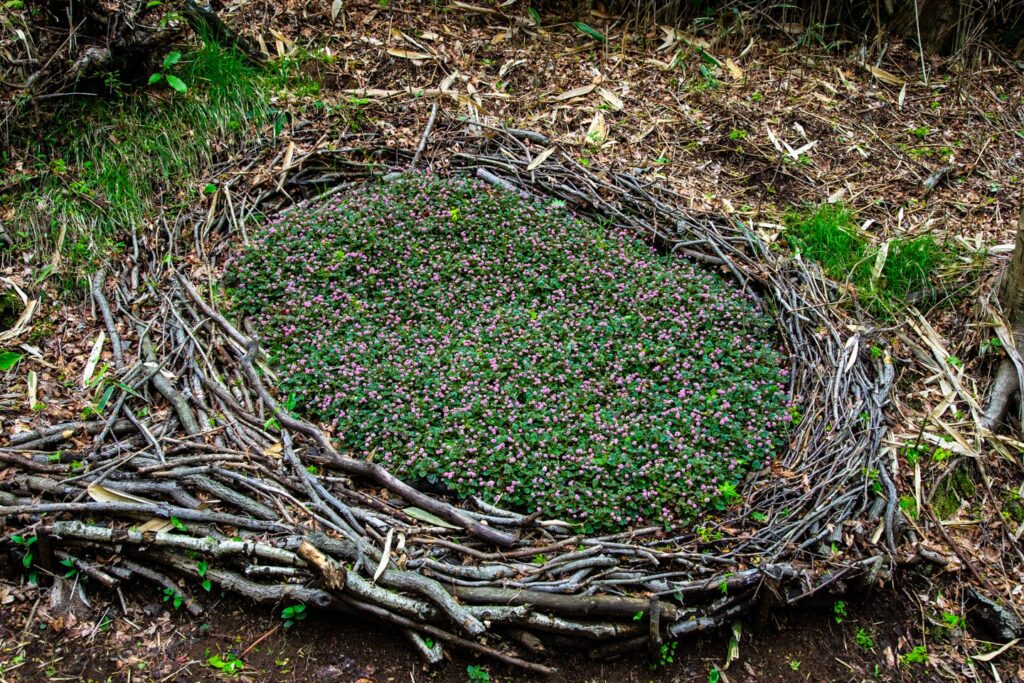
[{"x1": 228, "y1": 175, "x2": 792, "y2": 530}]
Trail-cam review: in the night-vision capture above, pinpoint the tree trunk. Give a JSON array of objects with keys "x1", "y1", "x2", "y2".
[
  {"x1": 982, "y1": 199, "x2": 1024, "y2": 431},
  {"x1": 887, "y1": 0, "x2": 960, "y2": 53}
]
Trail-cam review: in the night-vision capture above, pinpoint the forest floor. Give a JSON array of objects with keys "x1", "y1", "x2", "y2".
[{"x1": 3, "y1": 0, "x2": 1024, "y2": 680}]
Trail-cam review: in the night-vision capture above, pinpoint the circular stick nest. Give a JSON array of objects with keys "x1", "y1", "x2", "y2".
[{"x1": 0, "y1": 117, "x2": 900, "y2": 674}]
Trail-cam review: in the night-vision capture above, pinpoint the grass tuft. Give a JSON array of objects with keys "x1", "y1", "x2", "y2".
[
  {"x1": 784, "y1": 203, "x2": 867, "y2": 283},
  {"x1": 784, "y1": 203, "x2": 950, "y2": 315},
  {"x1": 1, "y1": 39, "x2": 280, "y2": 271}
]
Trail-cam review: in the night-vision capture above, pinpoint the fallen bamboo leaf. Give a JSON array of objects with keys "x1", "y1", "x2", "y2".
[
  {"x1": 331, "y1": 0, "x2": 342, "y2": 21},
  {"x1": 585, "y1": 111, "x2": 607, "y2": 146},
  {"x1": 439, "y1": 71, "x2": 459, "y2": 93},
  {"x1": 87, "y1": 483, "x2": 176, "y2": 531},
  {"x1": 972, "y1": 638, "x2": 1019, "y2": 662},
  {"x1": 403, "y1": 507, "x2": 459, "y2": 529},
  {"x1": 26, "y1": 370, "x2": 36, "y2": 409},
  {"x1": 82, "y1": 331, "x2": 105, "y2": 387},
  {"x1": 551, "y1": 84, "x2": 596, "y2": 101},
  {"x1": 870, "y1": 240, "x2": 890, "y2": 286},
  {"x1": 597, "y1": 87, "x2": 623, "y2": 111},
  {"x1": 345, "y1": 87, "x2": 444, "y2": 99},
  {"x1": 526, "y1": 146, "x2": 556, "y2": 171},
  {"x1": 449, "y1": 1, "x2": 500, "y2": 15},
  {"x1": 387, "y1": 48, "x2": 434, "y2": 61},
  {"x1": 136, "y1": 519, "x2": 175, "y2": 533},
  {"x1": 657, "y1": 25, "x2": 679, "y2": 51},
  {"x1": 268, "y1": 28, "x2": 293, "y2": 49},
  {"x1": 87, "y1": 483, "x2": 158, "y2": 505},
  {"x1": 498, "y1": 59, "x2": 525, "y2": 79},
  {"x1": 843, "y1": 334, "x2": 859, "y2": 373},
  {"x1": 373, "y1": 528, "x2": 395, "y2": 583},
  {"x1": 0, "y1": 278, "x2": 36, "y2": 344},
  {"x1": 868, "y1": 65, "x2": 904, "y2": 86}
]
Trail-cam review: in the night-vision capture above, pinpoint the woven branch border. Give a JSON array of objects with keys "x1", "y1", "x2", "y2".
[{"x1": 0, "y1": 117, "x2": 903, "y2": 674}]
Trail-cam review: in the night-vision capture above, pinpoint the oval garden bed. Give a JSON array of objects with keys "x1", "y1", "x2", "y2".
[
  {"x1": 4, "y1": 126, "x2": 895, "y2": 675},
  {"x1": 227, "y1": 174, "x2": 793, "y2": 531}
]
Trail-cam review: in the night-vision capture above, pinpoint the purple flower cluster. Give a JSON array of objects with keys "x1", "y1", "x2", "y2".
[{"x1": 227, "y1": 175, "x2": 792, "y2": 531}]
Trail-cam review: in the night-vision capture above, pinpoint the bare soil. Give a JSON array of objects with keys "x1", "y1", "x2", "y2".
[{"x1": 2, "y1": 556, "x2": 1018, "y2": 682}]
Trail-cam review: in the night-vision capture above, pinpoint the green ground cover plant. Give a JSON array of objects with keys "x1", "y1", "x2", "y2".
[{"x1": 227, "y1": 175, "x2": 792, "y2": 531}]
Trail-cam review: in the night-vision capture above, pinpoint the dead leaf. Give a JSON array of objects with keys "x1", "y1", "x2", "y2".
[
  {"x1": 387, "y1": 48, "x2": 434, "y2": 61},
  {"x1": 331, "y1": 0, "x2": 342, "y2": 21},
  {"x1": 550, "y1": 83, "x2": 596, "y2": 101},
  {"x1": 725, "y1": 58, "x2": 743, "y2": 80},
  {"x1": 597, "y1": 87, "x2": 623, "y2": 111},
  {"x1": 264, "y1": 442, "x2": 283, "y2": 459},
  {"x1": 868, "y1": 65, "x2": 904, "y2": 86},
  {"x1": 527, "y1": 146, "x2": 556, "y2": 171}
]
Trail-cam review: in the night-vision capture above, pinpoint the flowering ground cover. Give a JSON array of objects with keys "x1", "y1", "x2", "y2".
[{"x1": 227, "y1": 175, "x2": 792, "y2": 530}]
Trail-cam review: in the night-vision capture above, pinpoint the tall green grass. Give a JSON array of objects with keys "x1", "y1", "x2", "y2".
[
  {"x1": 2, "y1": 40, "x2": 279, "y2": 270},
  {"x1": 784, "y1": 203, "x2": 949, "y2": 315}
]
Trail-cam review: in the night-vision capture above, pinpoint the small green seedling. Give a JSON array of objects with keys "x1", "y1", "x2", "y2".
[
  {"x1": 207, "y1": 651, "x2": 244, "y2": 675},
  {"x1": 834, "y1": 600, "x2": 848, "y2": 623},
  {"x1": 149, "y1": 51, "x2": 188, "y2": 93},
  {"x1": 941, "y1": 611, "x2": 966, "y2": 630},
  {"x1": 281, "y1": 603, "x2": 307, "y2": 629},
  {"x1": 60, "y1": 556, "x2": 78, "y2": 578},
  {"x1": 901, "y1": 645, "x2": 928, "y2": 665},
  {"x1": 10, "y1": 534, "x2": 36, "y2": 569},
  {"x1": 855, "y1": 628, "x2": 874, "y2": 650},
  {"x1": 196, "y1": 560, "x2": 212, "y2": 592},
  {"x1": 162, "y1": 587, "x2": 183, "y2": 610},
  {"x1": 652, "y1": 641, "x2": 678, "y2": 669}
]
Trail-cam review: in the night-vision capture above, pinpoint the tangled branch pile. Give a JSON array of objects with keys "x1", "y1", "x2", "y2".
[{"x1": 0, "y1": 118, "x2": 909, "y2": 674}]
